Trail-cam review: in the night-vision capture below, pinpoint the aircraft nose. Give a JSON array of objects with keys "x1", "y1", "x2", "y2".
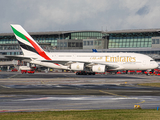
[
  {"x1": 150, "y1": 61, "x2": 159, "y2": 69},
  {"x1": 155, "y1": 62, "x2": 159, "y2": 68},
  {"x1": 153, "y1": 61, "x2": 159, "y2": 69}
]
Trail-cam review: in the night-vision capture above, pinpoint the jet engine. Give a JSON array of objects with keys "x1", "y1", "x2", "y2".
[
  {"x1": 71, "y1": 63, "x2": 84, "y2": 71},
  {"x1": 92, "y1": 65, "x2": 106, "y2": 72}
]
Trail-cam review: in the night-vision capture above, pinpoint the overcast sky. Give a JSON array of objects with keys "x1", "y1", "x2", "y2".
[{"x1": 0, "y1": 0, "x2": 160, "y2": 33}]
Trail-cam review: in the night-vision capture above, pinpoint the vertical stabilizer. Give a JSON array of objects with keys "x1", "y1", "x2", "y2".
[{"x1": 10, "y1": 24, "x2": 51, "y2": 60}]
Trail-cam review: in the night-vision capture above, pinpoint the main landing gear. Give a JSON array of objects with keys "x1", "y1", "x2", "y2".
[{"x1": 76, "y1": 71, "x2": 95, "y2": 75}]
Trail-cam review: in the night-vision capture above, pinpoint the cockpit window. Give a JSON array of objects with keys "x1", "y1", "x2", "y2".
[{"x1": 150, "y1": 60, "x2": 154, "y2": 61}]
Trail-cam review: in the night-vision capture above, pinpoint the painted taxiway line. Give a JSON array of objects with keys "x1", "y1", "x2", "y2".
[
  {"x1": 0, "y1": 85, "x2": 11, "y2": 88},
  {"x1": 99, "y1": 90, "x2": 146, "y2": 105},
  {"x1": 7, "y1": 74, "x2": 19, "y2": 79},
  {"x1": 99, "y1": 90, "x2": 128, "y2": 98}
]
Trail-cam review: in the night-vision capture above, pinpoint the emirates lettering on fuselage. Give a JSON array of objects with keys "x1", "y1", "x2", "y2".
[{"x1": 106, "y1": 56, "x2": 136, "y2": 62}]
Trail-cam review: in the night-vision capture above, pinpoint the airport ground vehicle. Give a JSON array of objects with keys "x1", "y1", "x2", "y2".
[
  {"x1": 116, "y1": 71, "x2": 121, "y2": 74},
  {"x1": 136, "y1": 70, "x2": 142, "y2": 74},
  {"x1": 21, "y1": 70, "x2": 35, "y2": 74},
  {"x1": 19, "y1": 66, "x2": 36, "y2": 74},
  {"x1": 11, "y1": 68, "x2": 18, "y2": 72},
  {"x1": 143, "y1": 68, "x2": 160, "y2": 75},
  {"x1": 154, "y1": 68, "x2": 160, "y2": 74}
]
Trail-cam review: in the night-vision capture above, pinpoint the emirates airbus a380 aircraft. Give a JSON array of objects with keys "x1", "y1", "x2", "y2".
[{"x1": 10, "y1": 24, "x2": 158, "y2": 75}]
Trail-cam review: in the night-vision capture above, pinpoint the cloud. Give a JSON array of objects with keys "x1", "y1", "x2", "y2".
[
  {"x1": 0, "y1": 0, "x2": 160, "y2": 33},
  {"x1": 136, "y1": 6, "x2": 150, "y2": 16}
]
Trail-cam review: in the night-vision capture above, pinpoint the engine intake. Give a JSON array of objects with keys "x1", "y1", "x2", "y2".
[
  {"x1": 92, "y1": 65, "x2": 106, "y2": 72},
  {"x1": 71, "y1": 63, "x2": 84, "y2": 71}
]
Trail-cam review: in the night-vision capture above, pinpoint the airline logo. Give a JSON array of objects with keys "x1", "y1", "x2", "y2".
[
  {"x1": 11, "y1": 25, "x2": 51, "y2": 60},
  {"x1": 98, "y1": 67, "x2": 101, "y2": 71},
  {"x1": 106, "y1": 56, "x2": 136, "y2": 62},
  {"x1": 77, "y1": 65, "x2": 80, "y2": 69}
]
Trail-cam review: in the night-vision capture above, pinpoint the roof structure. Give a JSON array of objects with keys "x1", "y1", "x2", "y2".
[
  {"x1": 0, "y1": 30, "x2": 103, "y2": 36},
  {"x1": 105, "y1": 28, "x2": 160, "y2": 34},
  {"x1": 2, "y1": 28, "x2": 160, "y2": 36}
]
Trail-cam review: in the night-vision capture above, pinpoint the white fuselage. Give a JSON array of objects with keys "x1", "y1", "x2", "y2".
[{"x1": 30, "y1": 52, "x2": 158, "y2": 71}]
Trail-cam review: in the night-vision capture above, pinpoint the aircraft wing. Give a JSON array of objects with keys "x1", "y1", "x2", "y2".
[
  {"x1": 4, "y1": 55, "x2": 120, "y2": 70},
  {"x1": 41, "y1": 60, "x2": 119, "y2": 70},
  {"x1": 5, "y1": 55, "x2": 35, "y2": 60}
]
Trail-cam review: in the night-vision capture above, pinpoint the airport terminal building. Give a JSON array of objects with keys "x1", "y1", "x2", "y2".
[
  {"x1": 0, "y1": 28, "x2": 160, "y2": 63},
  {"x1": 0, "y1": 31, "x2": 105, "y2": 56},
  {"x1": 105, "y1": 29, "x2": 160, "y2": 61}
]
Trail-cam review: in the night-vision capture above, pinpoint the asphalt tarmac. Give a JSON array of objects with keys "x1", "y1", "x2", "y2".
[{"x1": 0, "y1": 72, "x2": 160, "y2": 112}]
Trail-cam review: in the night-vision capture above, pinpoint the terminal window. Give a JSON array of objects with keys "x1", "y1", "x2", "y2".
[
  {"x1": 152, "y1": 39, "x2": 159, "y2": 44},
  {"x1": 109, "y1": 35, "x2": 152, "y2": 48}
]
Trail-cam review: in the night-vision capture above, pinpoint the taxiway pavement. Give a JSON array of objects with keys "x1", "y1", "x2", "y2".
[{"x1": 0, "y1": 72, "x2": 160, "y2": 112}]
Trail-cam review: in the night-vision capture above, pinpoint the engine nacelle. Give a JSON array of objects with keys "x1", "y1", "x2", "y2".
[
  {"x1": 92, "y1": 65, "x2": 106, "y2": 72},
  {"x1": 71, "y1": 63, "x2": 84, "y2": 71}
]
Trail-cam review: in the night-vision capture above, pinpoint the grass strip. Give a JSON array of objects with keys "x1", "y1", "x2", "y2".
[
  {"x1": 138, "y1": 83, "x2": 160, "y2": 87},
  {"x1": 0, "y1": 109, "x2": 160, "y2": 120}
]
